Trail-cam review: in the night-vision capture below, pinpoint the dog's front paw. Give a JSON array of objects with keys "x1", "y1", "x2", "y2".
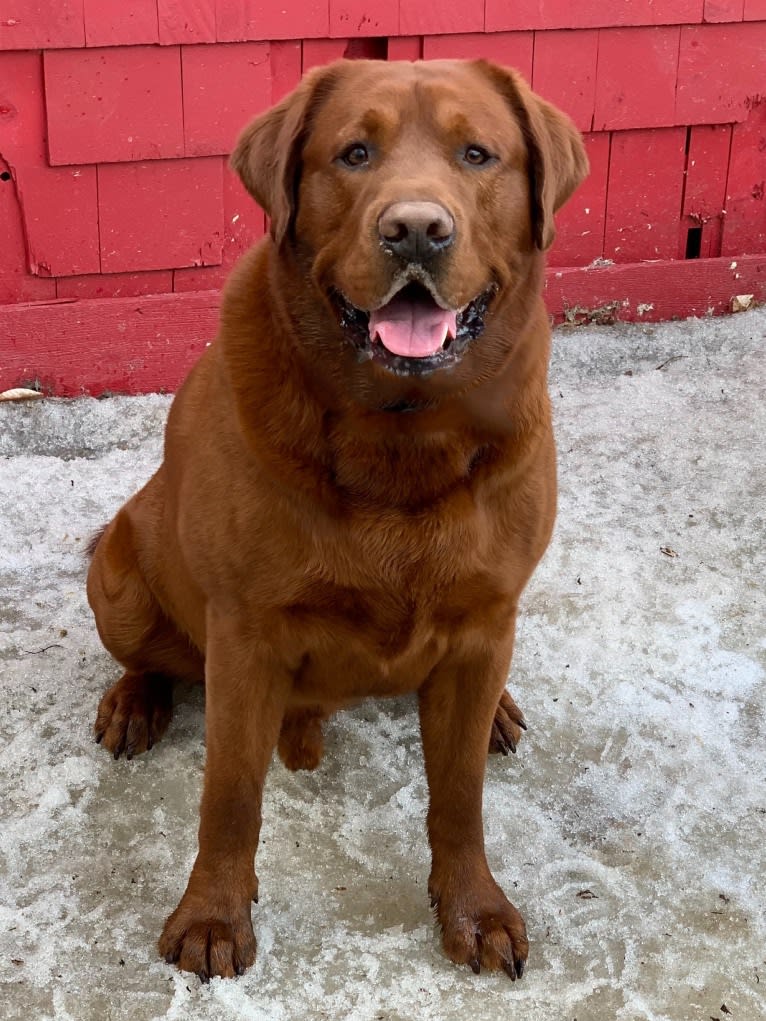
[
  {"x1": 430, "y1": 873, "x2": 528, "y2": 980},
  {"x1": 159, "y1": 892, "x2": 257, "y2": 981}
]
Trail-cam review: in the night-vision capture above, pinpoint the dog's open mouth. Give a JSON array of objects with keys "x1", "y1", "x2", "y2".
[{"x1": 333, "y1": 281, "x2": 495, "y2": 376}]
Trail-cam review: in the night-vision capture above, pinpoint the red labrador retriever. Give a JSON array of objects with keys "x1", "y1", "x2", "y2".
[{"x1": 87, "y1": 58, "x2": 587, "y2": 981}]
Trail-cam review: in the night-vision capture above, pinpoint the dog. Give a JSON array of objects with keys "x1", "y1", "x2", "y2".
[{"x1": 87, "y1": 57, "x2": 587, "y2": 982}]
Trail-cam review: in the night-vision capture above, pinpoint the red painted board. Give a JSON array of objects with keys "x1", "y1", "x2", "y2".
[
  {"x1": 44, "y1": 47, "x2": 184, "y2": 166},
  {"x1": 545, "y1": 253, "x2": 766, "y2": 324},
  {"x1": 330, "y1": 0, "x2": 399, "y2": 37},
  {"x1": 485, "y1": 0, "x2": 551, "y2": 29},
  {"x1": 681, "y1": 124, "x2": 731, "y2": 259},
  {"x1": 743, "y1": 0, "x2": 766, "y2": 15},
  {"x1": 594, "y1": 26, "x2": 680, "y2": 131},
  {"x1": 676, "y1": 22, "x2": 766, "y2": 124},
  {"x1": 158, "y1": 0, "x2": 216, "y2": 43},
  {"x1": 183, "y1": 42, "x2": 271, "y2": 157},
  {"x1": 0, "y1": 54, "x2": 67, "y2": 292},
  {"x1": 216, "y1": 0, "x2": 329, "y2": 42},
  {"x1": 302, "y1": 39, "x2": 348, "y2": 71},
  {"x1": 547, "y1": 132, "x2": 609, "y2": 268},
  {"x1": 0, "y1": 291, "x2": 220, "y2": 396},
  {"x1": 269, "y1": 40, "x2": 302, "y2": 101},
  {"x1": 605, "y1": 127, "x2": 687, "y2": 263},
  {"x1": 531, "y1": 29, "x2": 598, "y2": 133},
  {"x1": 15, "y1": 165, "x2": 100, "y2": 277},
  {"x1": 684, "y1": 126, "x2": 733, "y2": 223},
  {"x1": 56, "y1": 271, "x2": 174, "y2": 300},
  {"x1": 400, "y1": 0, "x2": 483, "y2": 35},
  {"x1": 703, "y1": 0, "x2": 744, "y2": 19},
  {"x1": 221, "y1": 166, "x2": 266, "y2": 262},
  {"x1": 98, "y1": 158, "x2": 224, "y2": 273},
  {"x1": 486, "y1": 0, "x2": 703, "y2": 31},
  {"x1": 722, "y1": 100, "x2": 766, "y2": 256},
  {"x1": 174, "y1": 165, "x2": 266, "y2": 289},
  {"x1": 638, "y1": 0, "x2": 706, "y2": 23},
  {"x1": 0, "y1": 51, "x2": 47, "y2": 167},
  {"x1": 83, "y1": 0, "x2": 159, "y2": 46},
  {"x1": 0, "y1": 0, "x2": 85, "y2": 49},
  {"x1": 422, "y1": 33, "x2": 534, "y2": 80},
  {"x1": 388, "y1": 37, "x2": 421, "y2": 61},
  {"x1": 0, "y1": 161, "x2": 57, "y2": 304}
]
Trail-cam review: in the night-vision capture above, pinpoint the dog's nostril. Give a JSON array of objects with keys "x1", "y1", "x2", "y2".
[
  {"x1": 379, "y1": 201, "x2": 455, "y2": 259},
  {"x1": 427, "y1": 216, "x2": 452, "y2": 241},
  {"x1": 383, "y1": 220, "x2": 409, "y2": 244}
]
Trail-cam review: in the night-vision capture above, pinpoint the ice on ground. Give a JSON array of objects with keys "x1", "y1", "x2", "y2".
[{"x1": 1, "y1": 310, "x2": 765, "y2": 1021}]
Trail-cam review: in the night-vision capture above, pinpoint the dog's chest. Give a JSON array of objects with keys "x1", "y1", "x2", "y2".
[
  {"x1": 279, "y1": 513, "x2": 512, "y2": 700},
  {"x1": 285, "y1": 589, "x2": 458, "y2": 700}
]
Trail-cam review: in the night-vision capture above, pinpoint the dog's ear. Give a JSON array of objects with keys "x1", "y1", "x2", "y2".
[
  {"x1": 230, "y1": 64, "x2": 342, "y2": 247},
  {"x1": 479, "y1": 62, "x2": 589, "y2": 251}
]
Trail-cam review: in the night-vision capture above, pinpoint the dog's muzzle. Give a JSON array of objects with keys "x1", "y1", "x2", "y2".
[{"x1": 332, "y1": 279, "x2": 496, "y2": 377}]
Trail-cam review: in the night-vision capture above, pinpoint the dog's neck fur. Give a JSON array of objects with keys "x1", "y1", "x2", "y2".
[{"x1": 220, "y1": 241, "x2": 550, "y2": 512}]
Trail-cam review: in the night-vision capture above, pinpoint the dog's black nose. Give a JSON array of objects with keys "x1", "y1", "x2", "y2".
[{"x1": 378, "y1": 201, "x2": 455, "y2": 262}]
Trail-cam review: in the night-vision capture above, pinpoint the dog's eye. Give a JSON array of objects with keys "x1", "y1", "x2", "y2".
[
  {"x1": 340, "y1": 144, "x2": 370, "y2": 168},
  {"x1": 463, "y1": 145, "x2": 492, "y2": 166}
]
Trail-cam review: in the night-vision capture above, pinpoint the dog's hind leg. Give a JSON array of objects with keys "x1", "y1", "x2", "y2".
[
  {"x1": 488, "y1": 689, "x2": 527, "y2": 756},
  {"x1": 87, "y1": 494, "x2": 204, "y2": 760},
  {"x1": 94, "y1": 671, "x2": 175, "y2": 760},
  {"x1": 277, "y1": 706, "x2": 326, "y2": 771}
]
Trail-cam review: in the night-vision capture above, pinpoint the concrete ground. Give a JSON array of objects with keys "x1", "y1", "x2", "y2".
[{"x1": 1, "y1": 309, "x2": 765, "y2": 1021}]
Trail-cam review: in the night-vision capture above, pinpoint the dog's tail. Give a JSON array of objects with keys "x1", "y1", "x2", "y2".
[{"x1": 85, "y1": 524, "x2": 107, "y2": 559}]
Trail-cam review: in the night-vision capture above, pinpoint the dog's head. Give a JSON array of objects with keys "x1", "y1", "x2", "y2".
[{"x1": 232, "y1": 59, "x2": 587, "y2": 392}]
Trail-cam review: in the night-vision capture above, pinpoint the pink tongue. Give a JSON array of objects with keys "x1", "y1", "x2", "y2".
[{"x1": 369, "y1": 295, "x2": 457, "y2": 358}]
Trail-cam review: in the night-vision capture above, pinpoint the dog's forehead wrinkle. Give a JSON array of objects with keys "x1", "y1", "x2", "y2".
[
  {"x1": 326, "y1": 77, "x2": 492, "y2": 150},
  {"x1": 359, "y1": 106, "x2": 400, "y2": 136},
  {"x1": 322, "y1": 87, "x2": 408, "y2": 139},
  {"x1": 330, "y1": 107, "x2": 399, "y2": 146},
  {"x1": 413, "y1": 76, "x2": 510, "y2": 134}
]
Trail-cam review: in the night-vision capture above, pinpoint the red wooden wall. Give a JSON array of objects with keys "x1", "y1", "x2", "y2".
[{"x1": 1, "y1": 1, "x2": 766, "y2": 395}]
